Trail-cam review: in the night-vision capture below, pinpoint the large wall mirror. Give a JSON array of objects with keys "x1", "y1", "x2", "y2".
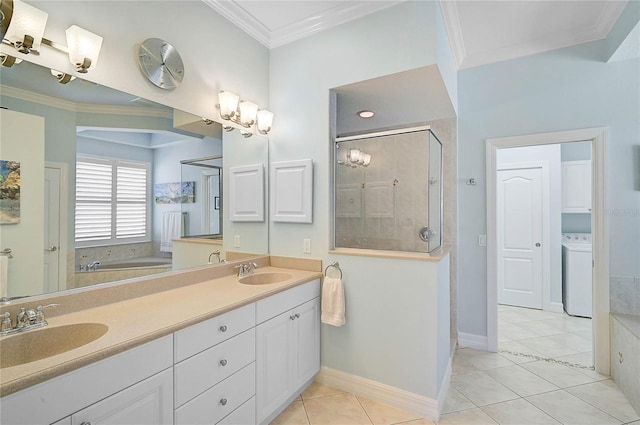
[{"x1": 0, "y1": 59, "x2": 269, "y2": 301}]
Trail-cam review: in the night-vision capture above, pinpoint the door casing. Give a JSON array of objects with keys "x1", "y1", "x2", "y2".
[{"x1": 486, "y1": 128, "x2": 609, "y2": 375}]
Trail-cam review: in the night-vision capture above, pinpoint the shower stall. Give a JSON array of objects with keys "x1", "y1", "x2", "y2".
[{"x1": 333, "y1": 126, "x2": 442, "y2": 253}]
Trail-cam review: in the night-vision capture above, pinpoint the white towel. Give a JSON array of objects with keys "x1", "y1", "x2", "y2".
[
  {"x1": 321, "y1": 276, "x2": 345, "y2": 327},
  {"x1": 0, "y1": 256, "x2": 8, "y2": 299},
  {"x1": 161, "y1": 212, "x2": 184, "y2": 253}
]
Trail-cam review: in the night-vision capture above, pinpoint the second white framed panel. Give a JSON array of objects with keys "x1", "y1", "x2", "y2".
[
  {"x1": 229, "y1": 163, "x2": 264, "y2": 222},
  {"x1": 270, "y1": 159, "x2": 313, "y2": 223}
]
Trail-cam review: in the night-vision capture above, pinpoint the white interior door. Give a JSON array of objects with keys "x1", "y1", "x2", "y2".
[
  {"x1": 497, "y1": 167, "x2": 544, "y2": 309},
  {"x1": 44, "y1": 167, "x2": 61, "y2": 293}
]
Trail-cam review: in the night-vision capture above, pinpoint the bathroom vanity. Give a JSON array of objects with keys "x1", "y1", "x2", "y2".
[{"x1": 0, "y1": 256, "x2": 322, "y2": 425}]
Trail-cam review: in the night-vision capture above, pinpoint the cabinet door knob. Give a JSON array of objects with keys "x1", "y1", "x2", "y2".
[
  {"x1": 220, "y1": 398, "x2": 228, "y2": 406},
  {"x1": 219, "y1": 325, "x2": 228, "y2": 332},
  {"x1": 535, "y1": 243, "x2": 541, "y2": 247},
  {"x1": 80, "y1": 422, "x2": 92, "y2": 425},
  {"x1": 219, "y1": 359, "x2": 228, "y2": 366},
  {"x1": 290, "y1": 315, "x2": 296, "y2": 320},
  {"x1": 295, "y1": 313, "x2": 300, "y2": 318}
]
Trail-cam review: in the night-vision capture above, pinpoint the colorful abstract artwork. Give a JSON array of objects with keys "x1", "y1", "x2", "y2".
[
  {"x1": 154, "y1": 181, "x2": 195, "y2": 204},
  {"x1": 0, "y1": 160, "x2": 20, "y2": 224}
]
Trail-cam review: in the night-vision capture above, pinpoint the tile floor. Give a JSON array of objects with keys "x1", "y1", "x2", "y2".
[
  {"x1": 498, "y1": 304, "x2": 593, "y2": 368},
  {"x1": 272, "y1": 347, "x2": 639, "y2": 425}
]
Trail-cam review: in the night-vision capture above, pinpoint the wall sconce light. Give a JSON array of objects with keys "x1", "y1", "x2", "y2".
[
  {"x1": 216, "y1": 90, "x2": 274, "y2": 138},
  {"x1": 3, "y1": 0, "x2": 48, "y2": 54},
  {"x1": 2, "y1": 0, "x2": 103, "y2": 74},
  {"x1": 50, "y1": 68, "x2": 75, "y2": 84}
]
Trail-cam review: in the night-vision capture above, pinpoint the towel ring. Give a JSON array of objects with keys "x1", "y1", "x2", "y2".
[{"x1": 324, "y1": 261, "x2": 342, "y2": 279}]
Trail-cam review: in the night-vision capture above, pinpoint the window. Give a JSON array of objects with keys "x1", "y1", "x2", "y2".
[{"x1": 75, "y1": 156, "x2": 150, "y2": 246}]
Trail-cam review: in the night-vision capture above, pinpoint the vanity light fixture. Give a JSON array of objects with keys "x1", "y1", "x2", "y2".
[
  {"x1": 336, "y1": 147, "x2": 371, "y2": 168},
  {"x1": 2, "y1": 0, "x2": 103, "y2": 74},
  {"x1": 357, "y1": 110, "x2": 375, "y2": 118},
  {"x1": 0, "y1": 52, "x2": 21, "y2": 67},
  {"x1": 2, "y1": 0, "x2": 48, "y2": 54},
  {"x1": 216, "y1": 90, "x2": 274, "y2": 137},
  {"x1": 50, "y1": 68, "x2": 75, "y2": 84}
]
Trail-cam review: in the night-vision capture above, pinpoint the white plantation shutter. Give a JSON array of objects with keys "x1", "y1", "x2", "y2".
[
  {"x1": 116, "y1": 165, "x2": 147, "y2": 239},
  {"x1": 75, "y1": 156, "x2": 150, "y2": 246}
]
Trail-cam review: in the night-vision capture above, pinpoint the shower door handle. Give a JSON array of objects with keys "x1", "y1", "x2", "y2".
[{"x1": 419, "y1": 227, "x2": 435, "y2": 242}]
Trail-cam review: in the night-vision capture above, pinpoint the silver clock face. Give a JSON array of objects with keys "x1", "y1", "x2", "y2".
[{"x1": 138, "y1": 38, "x2": 184, "y2": 90}]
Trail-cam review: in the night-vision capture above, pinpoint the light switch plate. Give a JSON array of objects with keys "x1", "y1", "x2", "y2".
[
  {"x1": 234, "y1": 235, "x2": 241, "y2": 248},
  {"x1": 303, "y1": 239, "x2": 311, "y2": 254},
  {"x1": 479, "y1": 234, "x2": 487, "y2": 247}
]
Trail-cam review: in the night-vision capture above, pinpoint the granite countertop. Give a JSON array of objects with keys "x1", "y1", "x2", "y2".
[{"x1": 0, "y1": 265, "x2": 322, "y2": 397}]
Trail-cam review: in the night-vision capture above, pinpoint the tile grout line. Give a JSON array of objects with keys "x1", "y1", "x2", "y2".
[
  {"x1": 353, "y1": 394, "x2": 375, "y2": 425},
  {"x1": 300, "y1": 396, "x2": 312, "y2": 425}
]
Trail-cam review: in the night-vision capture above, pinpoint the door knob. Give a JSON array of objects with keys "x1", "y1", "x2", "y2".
[
  {"x1": 45, "y1": 246, "x2": 58, "y2": 252},
  {"x1": 535, "y1": 243, "x2": 541, "y2": 247}
]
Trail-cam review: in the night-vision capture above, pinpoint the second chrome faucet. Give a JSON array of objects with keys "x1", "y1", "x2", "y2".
[{"x1": 235, "y1": 262, "x2": 258, "y2": 277}]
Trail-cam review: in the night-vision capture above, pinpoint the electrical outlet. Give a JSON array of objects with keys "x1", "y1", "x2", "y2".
[
  {"x1": 479, "y1": 234, "x2": 487, "y2": 247},
  {"x1": 234, "y1": 235, "x2": 240, "y2": 248},
  {"x1": 303, "y1": 239, "x2": 311, "y2": 254}
]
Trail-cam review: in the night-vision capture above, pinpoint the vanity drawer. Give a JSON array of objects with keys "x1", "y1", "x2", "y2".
[
  {"x1": 174, "y1": 328, "x2": 255, "y2": 408},
  {"x1": 218, "y1": 396, "x2": 256, "y2": 425},
  {"x1": 174, "y1": 302, "x2": 255, "y2": 362},
  {"x1": 175, "y1": 362, "x2": 255, "y2": 425},
  {"x1": 256, "y1": 279, "x2": 320, "y2": 324}
]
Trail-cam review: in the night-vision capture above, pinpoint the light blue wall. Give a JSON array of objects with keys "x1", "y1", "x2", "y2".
[
  {"x1": 561, "y1": 141, "x2": 591, "y2": 161},
  {"x1": 269, "y1": 1, "x2": 452, "y2": 399},
  {"x1": 458, "y1": 40, "x2": 640, "y2": 336}
]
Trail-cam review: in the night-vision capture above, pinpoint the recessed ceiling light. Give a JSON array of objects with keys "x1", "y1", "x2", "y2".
[{"x1": 357, "y1": 110, "x2": 375, "y2": 118}]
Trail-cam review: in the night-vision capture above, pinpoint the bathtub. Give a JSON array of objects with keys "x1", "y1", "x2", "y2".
[
  {"x1": 73, "y1": 257, "x2": 172, "y2": 289},
  {"x1": 97, "y1": 257, "x2": 172, "y2": 271},
  {"x1": 611, "y1": 313, "x2": 640, "y2": 415}
]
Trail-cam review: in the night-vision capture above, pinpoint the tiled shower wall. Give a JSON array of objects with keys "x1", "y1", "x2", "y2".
[{"x1": 610, "y1": 275, "x2": 640, "y2": 315}]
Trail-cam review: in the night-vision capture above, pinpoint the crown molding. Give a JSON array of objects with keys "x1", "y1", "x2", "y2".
[
  {"x1": 594, "y1": 1, "x2": 628, "y2": 39},
  {"x1": 203, "y1": 0, "x2": 404, "y2": 49},
  {"x1": 202, "y1": 0, "x2": 271, "y2": 47},
  {"x1": 438, "y1": 0, "x2": 466, "y2": 70},
  {"x1": 1, "y1": 84, "x2": 170, "y2": 117},
  {"x1": 440, "y1": 1, "x2": 628, "y2": 70},
  {"x1": 268, "y1": 1, "x2": 404, "y2": 48}
]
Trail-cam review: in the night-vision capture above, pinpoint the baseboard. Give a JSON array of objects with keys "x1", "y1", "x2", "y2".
[
  {"x1": 315, "y1": 367, "x2": 439, "y2": 420},
  {"x1": 457, "y1": 332, "x2": 488, "y2": 350},
  {"x1": 437, "y1": 354, "x2": 453, "y2": 416},
  {"x1": 546, "y1": 302, "x2": 564, "y2": 314}
]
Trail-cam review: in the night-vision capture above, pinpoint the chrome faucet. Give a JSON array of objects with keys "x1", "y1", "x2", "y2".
[
  {"x1": 1, "y1": 304, "x2": 59, "y2": 336},
  {"x1": 208, "y1": 250, "x2": 226, "y2": 264},
  {"x1": 87, "y1": 261, "x2": 101, "y2": 271},
  {"x1": 235, "y1": 262, "x2": 258, "y2": 277}
]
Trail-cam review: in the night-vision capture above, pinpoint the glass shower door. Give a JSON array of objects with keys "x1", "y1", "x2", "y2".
[{"x1": 427, "y1": 132, "x2": 442, "y2": 252}]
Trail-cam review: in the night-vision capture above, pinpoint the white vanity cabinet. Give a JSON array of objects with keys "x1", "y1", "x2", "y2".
[
  {"x1": 70, "y1": 368, "x2": 173, "y2": 425},
  {"x1": 561, "y1": 160, "x2": 591, "y2": 213},
  {"x1": 174, "y1": 303, "x2": 256, "y2": 425},
  {"x1": 0, "y1": 335, "x2": 174, "y2": 425},
  {"x1": 1, "y1": 278, "x2": 321, "y2": 425},
  {"x1": 255, "y1": 279, "x2": 320, "y2": 425}
]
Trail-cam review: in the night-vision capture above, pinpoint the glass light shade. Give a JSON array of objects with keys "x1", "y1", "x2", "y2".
[
  {"x1": 336, "y1": 147, "x2": 348, "y2": 165},
  {"x1": 218, "y1": 91, "x2": 239, "y2": 120},
  {"x1": 239, "y1": 101, "x2": 258, "y2": 127},
  {"x1": 349, "y1": 149, "x2": 361, "y2": 163},
  {"x1": 65, "y1": 25, "x2": 103, "y2": 71},
  {"x1": 256, "y1": 110, "x2": 274, "y2": 134},
  {"x1": 5, "y1": 0, "x2": 48, "y2": 51},
  {"x1": 362, "y1": 154, "x2": 371, "y2": 166}
]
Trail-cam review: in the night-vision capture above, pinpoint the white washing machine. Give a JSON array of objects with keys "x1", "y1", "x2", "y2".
[{"x1": 562, "y1": 233, "x2": 592, "y2": 318}]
